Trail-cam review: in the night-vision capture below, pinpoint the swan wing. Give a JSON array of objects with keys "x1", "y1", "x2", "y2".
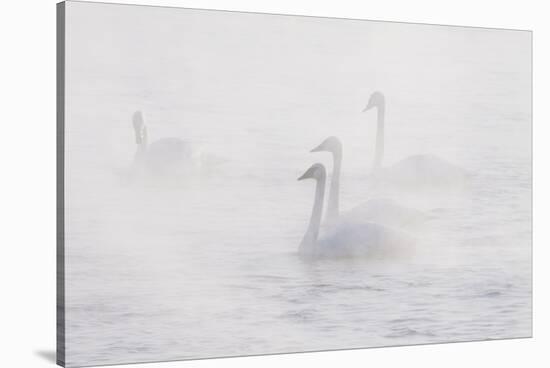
[
  {"x1": 342, "y1": 198, "x2": 426, "y2": 229},
  {"x1": 381, "y1": 154, "x2": 468, "y2": 192},
  {"x1": 145, "y1": 138, "x2": 194, "y2": 168},
  {"x1": 316, "y1": 222, "x2": 409, "y2": 258}
]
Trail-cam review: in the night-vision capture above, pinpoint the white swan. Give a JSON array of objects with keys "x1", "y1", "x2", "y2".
[
  {"x1": 311, "y1": 136, "x2": 426, "y2": 229},
  {"x1": 132, "y1": 111, "x2": 195, "y2": 173},
  {"x1": 363, "y1": 92, "x2": 468, "y2": 194},
  {"x1": 298, "y1": 163, "x2": 410, "y2": 258}
]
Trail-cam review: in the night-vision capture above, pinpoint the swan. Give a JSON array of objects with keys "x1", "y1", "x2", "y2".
[
  {"x1": 363, "y1": 92, "x2": 468, "y2": 194},
  {"x1": 311, "y1": 136, "x2": 426, "y2": 229},
  {"x1": 132, "y1": 111, "x2": 195, "y2": 173},
  {"x1": 298, "y1": 163, "x2": 410, "y2": 258}
]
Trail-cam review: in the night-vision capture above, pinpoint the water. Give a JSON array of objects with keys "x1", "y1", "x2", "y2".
[{"x1": 63, "y1": 3, "x2": 531, "y2": 367}]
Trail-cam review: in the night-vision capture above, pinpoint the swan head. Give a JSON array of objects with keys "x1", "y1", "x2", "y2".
[
  {"x1": 363, "y1": 91, "x2": 385, "y2": 112},
  {"x1": 132, "y1": 111, "x2": 147, "y2": 144},
  {"x1": 298, "y1": 163, "x2": 326, "y2": 182},
  {"x1": 310, "y1": 136, "x2": 342, "y2": 155}
]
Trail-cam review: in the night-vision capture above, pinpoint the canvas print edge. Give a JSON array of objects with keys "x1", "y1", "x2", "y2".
[{"x1": 57, "y1": 1, "x2": 533, "y2": 367}]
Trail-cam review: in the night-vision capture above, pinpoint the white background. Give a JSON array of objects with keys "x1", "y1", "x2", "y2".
[{"x1": 0, "y1": 0, "x2": 546, "y2": 367}]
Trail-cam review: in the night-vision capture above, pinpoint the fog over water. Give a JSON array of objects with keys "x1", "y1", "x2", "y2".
[{"x1": 63, "y1": 2, "x2": 531, "y2": 366}]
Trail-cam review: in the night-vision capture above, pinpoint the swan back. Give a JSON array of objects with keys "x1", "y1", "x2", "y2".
[
  {"x1": 342, "y1": 198, "x2": 427, "y2": 230},
  {"x1": 383, "y1": 154, "x2": 468, "y2": 193},
  {"x1": 313, "y1": 221, "x2": 412, "y2": 259}
]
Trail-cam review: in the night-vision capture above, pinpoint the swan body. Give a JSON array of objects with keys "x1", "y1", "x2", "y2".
[
  {"x1": 144, "y1": 137, "x2": 194, "y2": 168},
  {"x1": 340, "y1": 198, "x2": 427, "y2": 228},
  {"x1": 374, "y1": 154, "x2": 468, "y2": 194},
  {"x1": 311, "y1": 136, "x2": 425, "y2": 229},
  {"x1": 298, "y1": 163, "x2": 410, "y2": 258},
  {"x1": 132, "y1": 111, "x2": 196, "y2": 173},
  {"x1": 315, "y1": 221, "x2": 409, "y2": 258},
  {"x1": 363, "y1": 92, "x2": 468, "y2": 193}
]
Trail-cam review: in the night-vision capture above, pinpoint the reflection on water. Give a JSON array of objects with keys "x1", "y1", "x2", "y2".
[{"x1": 64, "y1": 3, "x2": 531, "y2": 367}]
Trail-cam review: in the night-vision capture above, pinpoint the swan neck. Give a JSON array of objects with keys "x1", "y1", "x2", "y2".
[
  {"x1": 134, "y1": 129, "x2": 148, "y2": 162},
  {"x1": 142, "y1": 127, "x2": 148, "y2": 149},
  {"x1": 327, "y1": 149, "x2": 341, "y2": 223},
  {"x1": 301, "y1": 176, "x2": 326, "y2": 251},
  {"x1": 373, "y1": 105, "x2": 385, "y2": 171}
]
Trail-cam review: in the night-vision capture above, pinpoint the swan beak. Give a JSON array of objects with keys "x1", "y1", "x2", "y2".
[
  {"x1": 298, "y1": 163, "x2": 324, "y2": 181},
  {"x1": 297, "y1": 172, "x2": 308, "y2": 181},
  {"x1": 310, "y1": 144, "x2": 324, "y2": 153},
  {"x1": 362, "y1": 105, "x2": 371, "y2": 112}
]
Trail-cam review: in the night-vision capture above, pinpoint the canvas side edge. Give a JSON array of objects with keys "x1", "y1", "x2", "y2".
[{"x1": 56, "y1": 2, "x2": 66, "y2": 367}]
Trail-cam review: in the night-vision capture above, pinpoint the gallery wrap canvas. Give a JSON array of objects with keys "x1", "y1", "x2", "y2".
[{"x1": 57, "y1": 1, "x2": 532, "y2": 367}]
